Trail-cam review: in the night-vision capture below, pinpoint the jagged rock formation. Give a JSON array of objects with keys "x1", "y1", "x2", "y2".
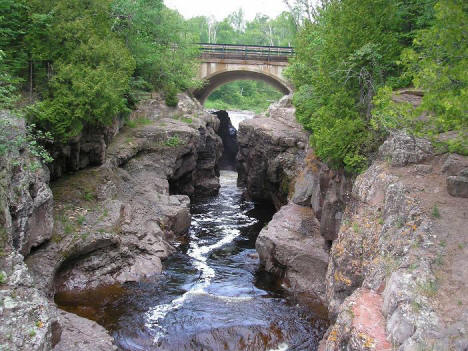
[
  {"x1": 0, "y1": 94, "x2": 224, "y2": 350},
  {"x1": 240, "y1": 96, "x2": 468, "y2": 350},
  {"x1": 240, "y1": 97, "x2": 352, "y2": 305},
  {"x1": 237, "y1": 95, "x2": 308, "y2": 209},
  {"x1": 256, "y1": 203, "x2": 329, "y2": 305},
  {"x1": 48, "y1": 118, "x2": 123, "y2": 180},
  {"x1": 0, "y1": 112, "x2": 60, "y2": 350},
  {"x1": 321, "y1": 134, "x2": 468, "y2": 350},
  {"x1": 27, "y1": 93, "x2": 222, "y2": 293},
  {"x1": 213, "y1": 110, "x2": 239, "y2": 170}
]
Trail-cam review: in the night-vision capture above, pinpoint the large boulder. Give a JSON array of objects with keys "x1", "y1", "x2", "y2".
[
  {"x1": 256, "y1": 203, "x2": 329, "y2": 305},
  {"x1": 291, "y1": 152, "x2": 352, "y2": 241},
  {"x1": 237, "y1": 95, "x2": 308, "y2": 208},
  {"x1": 379, "y1": 131, "x2": 434, "y2": 167}
]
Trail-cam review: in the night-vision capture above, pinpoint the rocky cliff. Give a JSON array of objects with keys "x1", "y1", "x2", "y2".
[
  {"x1": 240, "y1": 95, "x2": 468, "y2": 350},
  {"x1": 0, "y1": 93, "x2": 224, "y2": 350},
  {"x1": 237, "y1": 96, "x2": 309, "y2": 209},
  {"x1": 239, "y1": 96, "x2": 352, "y2": 306},
  {"x1": 213, "y1": 110, "x2": 239, "y2": 170},
  {"x1": 320, "y1": 134, "x2": 468, "y2": 351}
]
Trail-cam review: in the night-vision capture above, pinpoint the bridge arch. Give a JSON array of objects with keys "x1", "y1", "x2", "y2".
[
  {"x1": 194, "y1": 68, "x2": 292, "y2": 104},
  {"x1": 194, "y1": 44, "x2": 294, "y2": 104}
]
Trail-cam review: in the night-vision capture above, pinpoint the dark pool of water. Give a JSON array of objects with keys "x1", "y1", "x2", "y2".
[{"x1": 56, "y1": 171, "x2": 328, "y2": 350}]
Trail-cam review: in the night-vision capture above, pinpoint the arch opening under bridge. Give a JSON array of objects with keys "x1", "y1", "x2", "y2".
[{"x1": 193, "y1": 44, "x2": 294, "y2": 104}]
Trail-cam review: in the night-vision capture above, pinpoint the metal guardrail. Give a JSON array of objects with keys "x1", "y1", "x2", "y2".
[{"x1": 199, "y1": 43, "x2": 294, "y2": 62}]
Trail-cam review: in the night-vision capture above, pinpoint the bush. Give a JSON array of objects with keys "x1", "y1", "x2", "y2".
[
  {"x1": 286, "y1": 0, "x2": 437, "y2": 173},
  {"x1": 164, "y1": 86, "x2": 179, "y2": 107},
  {"x1": 372, "y1": 1, "x2": 468, "y2": 155}
]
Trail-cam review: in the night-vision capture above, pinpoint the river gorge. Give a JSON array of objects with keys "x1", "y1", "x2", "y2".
[
  {"x1": 1, "y1": 94, "x2": 467, "y2": 351},
  {"x1": 55, "y1": 170, "x2": 327, "y2": 350}
]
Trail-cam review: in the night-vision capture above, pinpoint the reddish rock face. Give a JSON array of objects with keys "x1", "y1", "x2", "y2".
[
  {"x1": 351, "y1": 290, "x2": 392, "y2": 351},
  {"x1": 322, "y1": 288, "x2": 392, "y2": 351}
]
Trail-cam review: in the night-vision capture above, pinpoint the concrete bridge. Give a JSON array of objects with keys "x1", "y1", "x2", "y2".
[{"x1": 194, "y1": 44, "x2": 294, "y2": 104}]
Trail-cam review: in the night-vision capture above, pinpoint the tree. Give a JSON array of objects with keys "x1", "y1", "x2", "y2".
[
  {"x1": 286, "y1": 0, "x2": 438, "y2": 172},
  {"x1": 111, "y1": 0, "x2": 200, "y2": 97},
  {"x1": 373, "y1": 0, "x2": 467, "y2": 154}
]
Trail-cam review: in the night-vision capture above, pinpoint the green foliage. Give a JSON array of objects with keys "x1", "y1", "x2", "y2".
[
  {"x1": 164, "y1": 136, "x2": 181, "y2": 147},
  {"x1": 1, "y1": 0, "x2": 201, "y2": 143},
  {"x1": 287, "y1": 0, "x2": 437, "y2": 173},
  {"x1": 186, "y1": 10, "x2": 297, "y2": 46},
  {"x1": 0, "y1": 271, "x2": 6, "y2": 284},
  {"x1": 111, "y1": 0, "x2": 201, "y2": 98},
  {"x1": 21, "y1": 0, "x2": 135, "y2": 141},
  {"x1": 0, "y1": 51, "x2": 19, "y2": 108},
  {"x1": 164, "y1": 86, "x2": 179, "y2": 107},
  {"x1": 372, "y1": 0, "x2": 467, "y2": 155},
  {"x1": 205, "y1": 81, "x2": 283, "y2": 113},
  {"x1": 125, "y1": 116, "x2": 152, "y2": 128},
  {"x1": 0, "y1": 116, "x2": 53, "y2": 164},
  {"x1": 432, "y1": 204, "x2": 441, "y2": 218}
]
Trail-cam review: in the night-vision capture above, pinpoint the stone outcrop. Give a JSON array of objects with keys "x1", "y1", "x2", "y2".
[
  {"x1": 48, "y1": 117, "x2": 123, "y2": 180},
  {"x1": 292, "y1": 152, "x2": 352, "y2": 241},
  {"x1": 237, "y1": 95, "x2": 308, "y2": 209},
  {"x1": 52, "y1": 310, "x2": 116, "y2": 351},
  {"x1": 0, "y1": 112, "x2": 54, "y2": 257},
  {"x1": 0, "y1": 112, "x2": 59, "y2": 351},
  {"x1": 213, "y1": 110, "x2": 239, "y2": 170},
  {"x1": 256, "y1": 203, "x2": 329, "y2": 305},
  {"x1": 378, "y1": 131, "x2": 434, "y2": 167},
  {"x1": 242, "y1": 96, "x2": 467, "y2": 350},
  {"x1": 26, "y1": 93, "x2": 222, "y2": 295},
  {"x1": 0, "y1": 93, "x2": 224, "y2": 350},
  {"x1": 322, "y1": 145, "x2": 468, "y2": 350},
  {"x1": 240, "y1": 97, "x2": 352, "y2": 307}
]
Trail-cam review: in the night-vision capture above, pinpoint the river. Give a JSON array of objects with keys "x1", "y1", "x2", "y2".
[{"x1": 55, "y1": 111, "x2": 327, "y2": 350}]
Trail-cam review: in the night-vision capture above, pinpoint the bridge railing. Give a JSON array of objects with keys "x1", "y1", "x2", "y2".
[{"x1": 198, "y1": 43, "x2": 294, "y2": 62}]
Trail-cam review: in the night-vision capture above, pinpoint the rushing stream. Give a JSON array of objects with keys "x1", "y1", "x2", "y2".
[{"x1": 56, "y1": 170, "x2": 327, "y2": 350}]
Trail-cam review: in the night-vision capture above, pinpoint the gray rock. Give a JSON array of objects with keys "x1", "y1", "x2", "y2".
[
  {"x1": 387, "y1": 307, "x2": 416, "y2": 345},
  {"x1": 0, "y1": 111, "x2": 54, "y2": 256},
  {"x1": 53, "y1": 310, "x2": 116, "y2": 351},
  {"x1": 442, "y1": 154, "x2": 468, "y2": 176},
  {"x1": 447, "y1": 176, "x2": 468, "y2": 198},
  {"x1": 0, "y1": 253, "x2": 60, "y2": 351},
  {"x1": 237, "y1": 95, "x2": 308, "y2": 208},
  {"x1": 256, "y1": 203, "x2": 329, "y2": 304},
  {"x1": 379, "y1": 131, "x2": 434, "y2": 166}
]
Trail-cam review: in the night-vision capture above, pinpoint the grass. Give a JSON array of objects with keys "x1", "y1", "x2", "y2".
[
  {"x1": 417, "y1": 279, "x2": 438, "y2": 297},
  {"x1": 63, "y1": 222, "x2": 74, "y2": 235},
  {"x1": 0, "y1": 271, "x2": 6, "y2": 284},
  {"x1": 164, "y1": 136, "x2": 181, "y2": 147},
  {"x1": 432, "y1": 204, "x2": 441, "y2": 218},
  {"x1": 126, "y1": 117, "x2": 152, "y2": 128},
  {"x1": 77, "y1": 215, "x2": 86, "y2": 226},
  {"x1": 83, "y1": 190, "x2": 95, "y2": 202},
  {"x1": 352, "y1": 223, "x2": 360, "y2": 233}
]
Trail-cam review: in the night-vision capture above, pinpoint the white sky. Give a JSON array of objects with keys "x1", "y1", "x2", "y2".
[{"x1": 165, "y1": 0, "x2": 289, "y2": 20}]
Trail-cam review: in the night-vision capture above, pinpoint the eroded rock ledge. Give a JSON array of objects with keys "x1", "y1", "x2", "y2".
[
  {"x1": 237, "y1": 95, "x2": 309, "y2": 209},
  {"x1": 0, "y1": 94, "x2": 223, "y2": 350},
  {"x1": 240, "y1": 94, "x2": 467, "y2": 350}
]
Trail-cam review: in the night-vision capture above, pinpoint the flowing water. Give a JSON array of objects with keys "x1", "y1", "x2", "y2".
[
  {"x1": 227, "y1": 110, "x2": 256, "y2": 129},
  {"x1": 56, "y1": 171, "x2": 327, "y2": 351}
]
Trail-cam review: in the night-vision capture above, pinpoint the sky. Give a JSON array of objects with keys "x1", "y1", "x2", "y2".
[{"x1": 164, "y1": 0, "x2": 289, "y2": 20}]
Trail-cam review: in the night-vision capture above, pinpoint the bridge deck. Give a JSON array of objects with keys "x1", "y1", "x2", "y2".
[{"x1": 199, "y1": 43, "x2": 294, "y2": 62}]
